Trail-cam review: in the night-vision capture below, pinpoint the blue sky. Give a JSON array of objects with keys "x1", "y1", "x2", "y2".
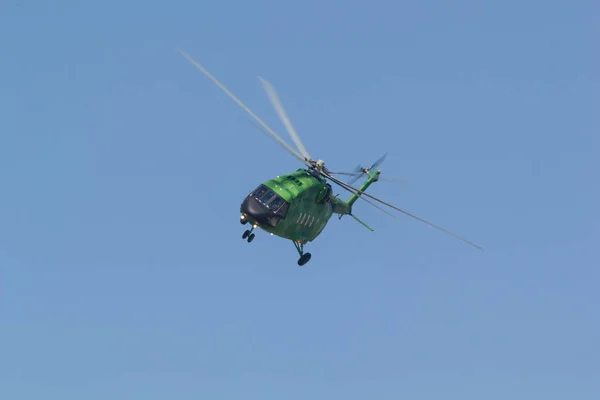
[{"x1": 1, "y1": 1, "x2": 598, "y2": 398}]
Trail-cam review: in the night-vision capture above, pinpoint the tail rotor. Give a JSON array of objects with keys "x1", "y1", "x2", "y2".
[{"x1": 347, "y1": 152, "x2": 388, "y2": 185}]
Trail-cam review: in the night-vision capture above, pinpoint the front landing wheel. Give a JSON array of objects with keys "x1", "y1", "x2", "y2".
[
  {"x1": 247, "y1": 233, "x2": 255, "y2": 243},
  {"x1": 298, "y1": 253, "x2": 311, "y2": 266}
]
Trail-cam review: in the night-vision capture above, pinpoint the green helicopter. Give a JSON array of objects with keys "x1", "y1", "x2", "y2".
[{"x1": 178, "y1": 49, "x2": 483, "y2": 266}]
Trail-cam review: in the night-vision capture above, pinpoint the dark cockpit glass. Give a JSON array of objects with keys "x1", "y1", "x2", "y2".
[
  {"x1": 268, "y1": 196, "x2": 284, "y2": 211},
  {"x1": 261, "y1": 191, "x2": 275, "y2": 204},
  {"x1": 249, "y1": 184, "x2": 289, "y2": 219},
  {"x1": 251, "y1": 185, "x2": 269, "y2": 199}
]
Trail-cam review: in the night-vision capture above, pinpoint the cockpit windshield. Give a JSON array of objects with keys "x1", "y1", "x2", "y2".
[
  {"x1": 250, "y1": 184, "x2": 289, "y2": 217},
  {"x1": 251, "y1": 185, "x2": 269, "y2": 199},
  {"x1": 261, "y1": 191, "x2": 275, "y2": 204}
]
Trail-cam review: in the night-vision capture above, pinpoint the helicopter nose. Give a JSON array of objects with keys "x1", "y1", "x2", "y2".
[{"x1": 240, "y1": 196, "x2": 272, "y2": 225}]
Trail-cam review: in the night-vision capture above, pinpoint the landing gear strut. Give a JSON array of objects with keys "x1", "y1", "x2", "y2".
[
  {"x1": 242, "y1": 225, "x2": 256, "y2": 243},
  {"x1": 293, "y1": 240, "x2": 312, "y2": 266}
]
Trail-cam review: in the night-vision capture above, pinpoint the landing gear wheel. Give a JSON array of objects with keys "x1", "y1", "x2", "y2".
[
  {"x1": 297, "y1": 252, "x2": 311, "y2": 266},
  {"x1": 242, "y1": 230, "x2": 250, "y2": 239},
  {"x1": 247, "y1": 233, "x2": 255, "y2": 243}
]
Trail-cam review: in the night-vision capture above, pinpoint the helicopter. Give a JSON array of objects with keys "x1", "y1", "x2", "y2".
[{"x1": 178, "y1": 49, "x2": 483, "y2": 266}]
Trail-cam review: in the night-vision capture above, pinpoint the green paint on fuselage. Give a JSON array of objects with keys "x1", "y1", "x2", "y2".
[
  {"x1": 258, "y1": 169, "x2": 339, "y2": 243},
  {"x1": 242, "y1": 168, "x2": 380, "y2": 243}
]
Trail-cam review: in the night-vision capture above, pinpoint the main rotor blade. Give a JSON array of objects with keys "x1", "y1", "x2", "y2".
[
  {"x1": 328, "y1": 171, "x2": 410, "y2": 186},
  {"x1": 355, "y1": 195, "x2": 406, "y2": 223},
  {"x1": 327, "y1": 171, "x2": 360, "y2": 177},
  {"x1": 247, "y1": 120, "x2": 304, "y2": 158},
  {"x1": 177, "y1": 49, "x2": 306, "y2": 164},
  {"x1": 323, "y1": 172, "x2": 483, "y2": 251},
  {"x1": 258, "y1": 77, "x2": 312, "y2": 161}
]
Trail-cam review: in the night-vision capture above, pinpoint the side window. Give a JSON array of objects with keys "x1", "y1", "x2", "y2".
[
  {"x1": 268, "y1": 196, "x2": 285, "y2": 211},
  {"x1": 285, "y1": 175, "x2": 303, "y2": 186},
  {"x1": 276, "y1": 202, "x2": 289, "y2": 218},
  {"x1": 316, "y1": 184, "x2": 332, "y2": 204}
]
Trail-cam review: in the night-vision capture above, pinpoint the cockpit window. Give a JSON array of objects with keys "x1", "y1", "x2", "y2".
[
  {"x1": 251, "y1": 185, "x2": 269, "y2": 199},
  {"x1": 277, "y1": 202, "x2": 289, "y2": 217},
  {"x1": 249, "y1": 184, "x2": 290, "y2": 219},
  {"x1": 268, "y1": 196, "x2": 285, "y2": 211},
  {"x1": 261, "y1": 191, "x2": 275, "y2": 204}
]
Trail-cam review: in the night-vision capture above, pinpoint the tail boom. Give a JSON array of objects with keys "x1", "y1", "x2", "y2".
[
  {"x1": 330, "y1": 170, "x2": 380, "y2": 230},
  {"x1": 346, "y1": 170, "x2": 380, "y2": 209}
]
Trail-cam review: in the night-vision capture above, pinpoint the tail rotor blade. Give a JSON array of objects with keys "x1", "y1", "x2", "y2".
[
  {"x1": 347, "y1": 172, "x2": 363, "y2": 186},
  {"x1": 177, "y1": 49, "x2": 306, "y2": 164},
  {"x1": 259, "y1": 76, "x2": 312, "y2": 161},
  {"x1": 370, "y1": 152, "x2": 388, "y2": 171},
  {"x1": 347, "y1": 165, "x2": 365, "y2": 185}
]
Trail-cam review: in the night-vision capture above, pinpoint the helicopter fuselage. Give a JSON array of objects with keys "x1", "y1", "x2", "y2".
[{"x1": 240, "y1": 168, "x2": 352, "y2": 243}]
